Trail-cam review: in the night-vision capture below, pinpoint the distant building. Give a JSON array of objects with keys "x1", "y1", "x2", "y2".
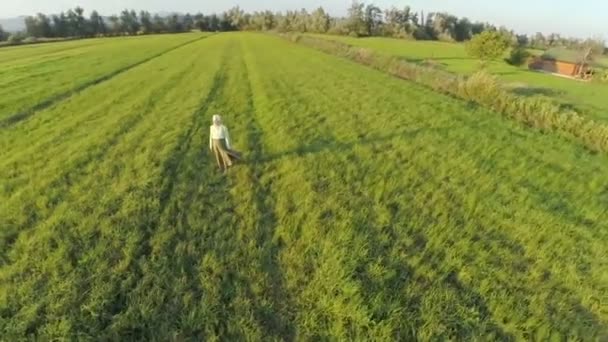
[{"x1": 529, "y1": 47, "x2": 595, "y2": 79}]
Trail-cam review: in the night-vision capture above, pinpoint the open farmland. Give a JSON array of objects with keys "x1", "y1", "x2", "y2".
[
  {"x1": 312, "y1": 34, "x2": 608, "y2": 122},
  {"x1": 1, "y1": 33, "x2": 607, "y2": 340},
  {"x1": 0, "y1": 33, "x2": 208, "y2": 125}
]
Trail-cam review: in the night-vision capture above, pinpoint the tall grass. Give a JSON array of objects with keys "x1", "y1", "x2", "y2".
[{"x1": 285, "y1": 34, "x2": 608, "y2": 153}]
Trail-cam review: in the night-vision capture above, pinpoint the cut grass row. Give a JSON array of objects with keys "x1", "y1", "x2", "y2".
[
  {"x1": 0, "y1": 32, "x2": 208, "y2": 124},
  {"x1": 311, "y1": 34, "x2": 608, "y2": 122},
  {"x1": 1, "y1": 33, "x2": 607, "y2": 340}
]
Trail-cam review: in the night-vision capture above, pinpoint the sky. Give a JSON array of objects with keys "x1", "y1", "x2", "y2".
[{"x1": 1, "y1": 0, "x2": 606, "y2": 39}]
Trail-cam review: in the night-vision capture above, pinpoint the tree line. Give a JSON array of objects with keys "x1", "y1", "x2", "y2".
[{"x1": 0, "y1": 1, "x2": 605, "y2": 54}]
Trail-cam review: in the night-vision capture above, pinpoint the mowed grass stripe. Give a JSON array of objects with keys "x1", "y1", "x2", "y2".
[
  {"x1": 0, "y1": 33, "x2": 209, "y2": 125},
  {"x1": 0, "y1": 38, "x2": 111, "y2": 65},
  {"x1": 113, "y1": 41, "x2": 272, "y2": 339},
  {"x1": 108, "y1": 36, "x2": 296, "y2": 340}
]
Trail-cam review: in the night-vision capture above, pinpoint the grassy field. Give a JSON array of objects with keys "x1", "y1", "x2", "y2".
[
  {"x1": 1, "y1": 32, "x2": 607, "y2": 340},
  {"x1": 312, "y1": 34, "x2": 608, "y2": 122},
  {"x1": 0, "y1": 33, "x2": 207, "y2": 125}
]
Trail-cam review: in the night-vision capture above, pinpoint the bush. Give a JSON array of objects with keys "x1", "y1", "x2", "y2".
[
  {"x1": 597, "y1": 69, "x2": 608, "y2": 83},
  {"x1": 507, "y1": 47, "x2": 531, "y2": 66},
  {"x1": 23, "y1": 36, "x2": 38, "y2": 44},
  {"x1": 290, "y1": 34, "x2": 302, "y2": 43},
  {"x1": 7, "y1": 34, "x2": 24, "y2": 45},
  {"x1": 465, "y1": 31, "x2": 510, "y2": 63},
  {"x1": 506, "y1": 46, "x2": 532, "y2": 66}
]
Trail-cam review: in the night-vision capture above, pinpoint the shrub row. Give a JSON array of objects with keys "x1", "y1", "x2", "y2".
[{"x1": 283, "y1": 33, "x2": 608, "y2": 154}]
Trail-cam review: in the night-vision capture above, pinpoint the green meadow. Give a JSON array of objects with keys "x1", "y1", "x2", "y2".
[
  {"x1": 0, "y1": 33, "x2": 206, "y2": 124},
  {"x1": 312, "y1": 34, "x2": 608, "y2": 122},
  {"x1": 1, "y1": 33, "x2": 607, "y2": 340}
]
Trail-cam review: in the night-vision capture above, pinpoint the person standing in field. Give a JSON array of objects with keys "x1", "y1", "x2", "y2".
[{"x1": 209, "y1": 114, "x2": 241, "y2": 173}]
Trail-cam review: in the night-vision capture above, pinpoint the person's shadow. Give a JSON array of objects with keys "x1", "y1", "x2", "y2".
[{"x1": 251, "y1": 125, "x2": 455, "y2": 164}]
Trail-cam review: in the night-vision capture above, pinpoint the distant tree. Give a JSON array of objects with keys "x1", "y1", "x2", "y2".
[
  {"x1": 261, "y1": 10, "x2": 277, "y2": 31},
  {"x1": 383, "y1": 7, "x2": 416, "y2": 38},
  {"x1": 364, "y1": 4, "x2": 382, "y2": 36},
  {"x1": 427, "y1": 12, "x2": 458, "y2": 41},
  {"x1": 471, "y1": 22, "x2": 486, "y2": 36},
  {"x1": 531, "y1": 32, "x2": 546, "y2": 49},
  {"x1": 25, "y1": 14, "x2": 53, "y2": 37},
  {"x1": 152, "y1": 14, "x2": 166, "y2": 33},
  {"x1": 218, "y1": 14, "x2": 233, "y2": 31},
  {"x1": 578, "y1": 37, "x2": 606, "y2": 77},
  {"x1": 108, "y1": 15, "x2": 121, "y2": 35},
  {"x1": 8, "y1": 33, "x2": 24, "y2": 44},
  {"x1": 246, "y1": 12, "x2": 259, "y2": 30},
  {"x1": 276, "y1": 11, "x2": 295, "y2": 32},
  {"x1": 465, "y1": 30, "x2": 510, "y2": 65},
  {"x1": 24, "y1": 16, "x2": 39, "y2": 37},
  {"x1": 498, "y1": 26, "x2": 517, "y2": 46},
  {"x1": 453, "y1": 17, "x2": 472, "y2": 42},
  {"x1": 74, "y1": 7, "x2": 87, "y2": 36},
  {"x1": 139, "y1": 11, "x2": 154, "y2": 34},
  {"x1": 226, "y1": 6, "x2": 246, "y2": 30},
  {"x1": 346, "y1": 1, "x2": 366, "y2": 36},
  {"x1": 0, "y1": 24, "x2": 6, "y2": 41},
  {"x1": 120, "y1": 9, "x2": 140, "y2": 35},
  {"x1": 89, "y1": 10, "x2": 106, "y2": 36},
  {"x1": 507, "y1": 47, "x2": 531, "y2": 66},
  {"x1": 65, "y1": 9, "x2": 76, "y2": 36},
  {"x1": 249, "y1": 11, "x2": 275, "y2": 31},
  {"x1": 309, "y1": 7, "x2": 330, "y2": 33},
  {"x1": 183, "y1": 14, "x2": 194, "y2": 31},
  {"x1": 581, "y1": 37, "x2": 606, "y2": 58},
  {"x1": 166, "y1": 14, "x2": 184, "y2": 33},
  {"x1": 38, "y1": 13, "x2": 53, "y2": 37},
  {"x1": 131, "y1": 10, "x2": 141, "y2": 33},
  {"x1": 52, "y1": 13, "x2": 68, "y2": 37},
  {"x1": 193, "y1": 13, "x2": 208, "y2": 31},
  {"x1": 209, "y1": 14, "x2": 221, "y2": 31},
  {"x1": 293, "y1": 9, "x2": 309, "y2": 32},
  {"x1": 515, "y1": 34, "x2": 529, "y2": 47}
]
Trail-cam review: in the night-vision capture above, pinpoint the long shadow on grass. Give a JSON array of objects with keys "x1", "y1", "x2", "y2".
[
  {"x1": 509, "y1": 86, "x2": 564, "y2": 97},
  {"x1": 255, "y1": 125, "x2": 453, "y2": 164}
]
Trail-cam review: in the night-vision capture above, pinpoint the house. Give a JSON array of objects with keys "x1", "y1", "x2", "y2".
[{"x1": 529, "y1": 47, "x2": 595, "y2": 79}]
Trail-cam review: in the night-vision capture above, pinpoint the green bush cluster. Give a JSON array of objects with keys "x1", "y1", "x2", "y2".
[
  {"x1": 597, "y1": 69, "x2": 608, "y2": 83},
  {"x1": 7, "y1": 33, "x2": 26, "y2": 45},
  {"x1": 506, "y1": 47, "x2": 531, "y2": 66},
  {"x1": 283, "y1": 33, "x2": 608, "y2": 153}
]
